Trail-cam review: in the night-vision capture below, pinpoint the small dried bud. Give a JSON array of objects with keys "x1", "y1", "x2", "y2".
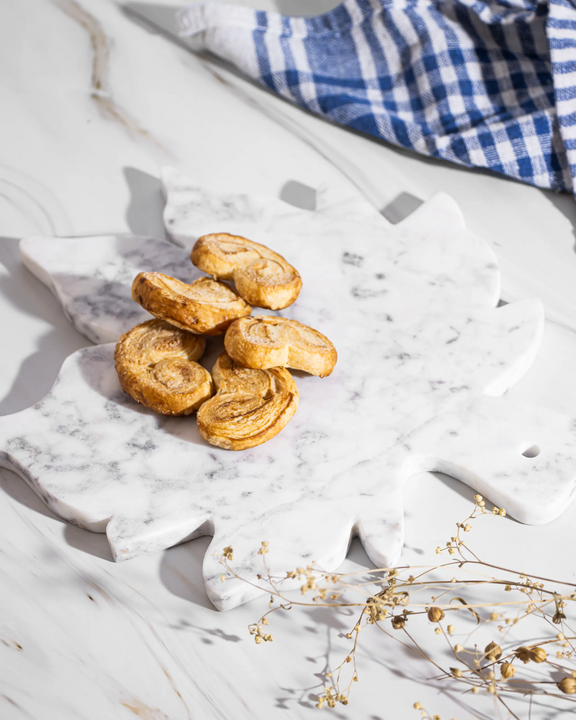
[
  {"x1": 451, "y1": 667, "x2": 463, "y2": 678},
  {"x1": 413, "y1": 703, "x2": 423, "y2": 710},
  {"x1": 485, "y1": 642, "x2": 502, "y2": 661},
  {"x1": 447, "y1": 624, "x2": 455, "y2": 635},
  {"x1": 474, "y1": 494, "x2": 483, "y2": 502},
  {"x1": 464, "y1": 524, "x2": 472, "y2": 532},
  {"x1": 558, "y1": 677, "x2": 576, "y2": 695},
  {"x1": 515, "y1": 647, "x2": 532, "y2": 663},
  {"x1": 391, "y1": 615, "x2": 406, "y2": 630},
  {"x1": 428, "y1": 607, "x2": 445, "y2": 623},
  {"x1": 499, "y1": 508, "x2": 506, "y2": 517},
  {"x1": 501, "y1": 662, "x2": 516, "y2": 679},
  {"x1": 529, "y1": 646, "x2": 547, "y2": 663},
  {"x1": 454, "y1": 644, "x2": 464, "y2": 653}
]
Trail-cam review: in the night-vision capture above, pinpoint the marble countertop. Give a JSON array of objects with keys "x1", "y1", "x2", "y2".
[{"x1": 2, "y1": 1, "x2": 576, "y2": 718}]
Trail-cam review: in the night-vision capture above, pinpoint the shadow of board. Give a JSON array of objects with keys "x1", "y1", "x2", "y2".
[
  {"x1": 123, "y1": 167, "x2": 167, "y2": 239},
  {"x1": 0, "y1": 236, "x2": 90, "y2": 416}
]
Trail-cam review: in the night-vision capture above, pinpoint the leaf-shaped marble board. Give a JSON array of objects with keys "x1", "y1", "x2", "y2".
[{"x1": 5, "y1": 171, "x2": 576, "y2": 611}]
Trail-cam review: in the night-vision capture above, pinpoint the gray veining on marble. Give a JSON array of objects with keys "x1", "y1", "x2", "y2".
[{"x1": 20, "y1": 234, "x2": 204, "y2": 344}]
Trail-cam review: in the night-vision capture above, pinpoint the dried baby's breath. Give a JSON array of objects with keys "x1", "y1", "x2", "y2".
[{"x1": 218, "y1": 498, "x2": 576, "y2": 718}]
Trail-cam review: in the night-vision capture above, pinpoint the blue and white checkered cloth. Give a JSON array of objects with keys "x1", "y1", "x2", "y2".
[{"x1": 178, "y1": 0, "x2": 576, "y2": 196}]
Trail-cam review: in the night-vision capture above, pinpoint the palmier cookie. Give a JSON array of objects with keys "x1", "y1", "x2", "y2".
[
  {"x1": 225, "y1": 316, "x2": 337, "y2": 377},
  {"x1": 132, "y1": 272, "x2": 252, "y2": 335},
  {"x1": 197, "y1": 353, "x2": 298, "y2": 450},
  {"x1": 191, "y1": 233, "x2": 302, "y2": 310},
  {"x1": 115, "y1": 319, "x2": 214, "y2": 416}
]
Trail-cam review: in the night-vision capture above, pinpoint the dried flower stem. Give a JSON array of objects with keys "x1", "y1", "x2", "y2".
[{"x1": 218, "y1": 503, "x2": 576, "y2": 717}]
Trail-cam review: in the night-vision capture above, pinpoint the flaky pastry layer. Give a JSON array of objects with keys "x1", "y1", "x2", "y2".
[
  {"x1": 224, "y1": 316, "x2": 337, "y2": 377},
  {"x1": 191, "y1": 233, "x2": 302, "y2": 310},
  {"x1": 197, "y1": 353, "x2": 299, "y2": 450},
  {"x1": 132, "y1": 272, "x2": 252, "y2": 335},
  {"x1": 115, "y1": 319, "x2": 214, "y2": 415}
]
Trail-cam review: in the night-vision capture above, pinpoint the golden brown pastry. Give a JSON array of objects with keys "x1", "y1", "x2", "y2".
[
  {"x1": 197, "y1": 353, "x2": 298, "y2": 450},
  {"x1": 191, "y1": 233, "x2": 302, "y2": 310},
  {"x1": 132, "y1": 272, "x2": 252, "y2": 335},
  {"x1": 115, "y1": 319, "x2": 214, "y2": 416},
  {"x1": 224, "y1": 316, "x2": 337, "y2": 377}
]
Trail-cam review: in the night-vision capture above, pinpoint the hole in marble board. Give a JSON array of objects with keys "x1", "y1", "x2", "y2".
[
  {"x1": 280, "y1": 180, "x2": 316, "y2": 211},
  {"x1": 522, "y1": 445, "x2": 541, "y2": 458}
]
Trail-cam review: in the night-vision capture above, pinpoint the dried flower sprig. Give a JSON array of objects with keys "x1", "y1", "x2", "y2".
[{"x1": 218, "y1": 499, "x2": 576, "y2": 719}]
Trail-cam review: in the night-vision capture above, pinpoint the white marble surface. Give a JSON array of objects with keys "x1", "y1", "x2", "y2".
[{"x1": 2, "y1": 1, "x2": 576, "y2": 718}]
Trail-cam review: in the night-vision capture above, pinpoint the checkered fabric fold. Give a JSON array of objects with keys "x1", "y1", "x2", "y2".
[{"x1": 179, "y1": 0, "x2": 576, "y2": 196}]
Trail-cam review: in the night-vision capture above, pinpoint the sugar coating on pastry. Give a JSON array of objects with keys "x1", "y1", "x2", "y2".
[
  {"x1": 132, "y1": 272, "x2": 252, "y2": 335},
  {"x1": 197, "y1": 353, "x2": 299, "y2": 450},
  {"x1": 224, "y1": 316, "x2": 337, "y2": 377},
  {"x1": 191, "y1": 233, "x2": 302, "y2": 310},
  {"x1": 115, "y1": 319, "x2": 214, "y2": 416}
]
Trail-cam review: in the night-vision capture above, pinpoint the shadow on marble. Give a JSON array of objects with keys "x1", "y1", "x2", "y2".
[
  {"x1": 381, "y1": 192, "x2": 424, "y2": 224},
  {"x1": 0, "y1": 237, "x2": 90, "y2": 416},
  {"x1": 0, "y1": 466, "x2": 115, "y2": 561},
  {"x1": 273, "y1": 0, "x2": 342, "y2": 15},
  {"x1": 121, "y1": 2, "x2": 182, "y2": 37},
  {"x1": 275, "y1": 601, "x2": 359, "y2": 714},
  {"x1": 159, "y1": 535, "x2": 217, "y2": 610},
  {"x1": 0, "y1": 466, "x2": 65, "y2": 523},
  {"x1": 64, "y1": 523, "x2": 114, "y2": 562},
  {"x1": 174, "y1": 617, "x2": 242, "y2": 644},
  {"x1": 280, "y1": 180, "x2": 316, "y2": 211},
  {"x1": 430, "y1": 470, "x2": 479, "y2": 504},
  {"x1": 544, "y1": 190, "x2": 576, "y2": 252},
  {"x1": 122, "y1": 0, "x2": 343, "y2": 32},
  {"x1": 123, "y1": 167, "x2": 167, "y2": 239}
]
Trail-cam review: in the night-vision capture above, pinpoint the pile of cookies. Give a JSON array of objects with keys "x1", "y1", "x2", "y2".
[{"x1": 115, "y1": 233, "x2": 337, "y2": 450}]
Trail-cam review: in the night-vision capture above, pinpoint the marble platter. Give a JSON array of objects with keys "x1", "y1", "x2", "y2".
[{"x1": 3, "y1": 169, "x2": 576, "y2": 610}]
